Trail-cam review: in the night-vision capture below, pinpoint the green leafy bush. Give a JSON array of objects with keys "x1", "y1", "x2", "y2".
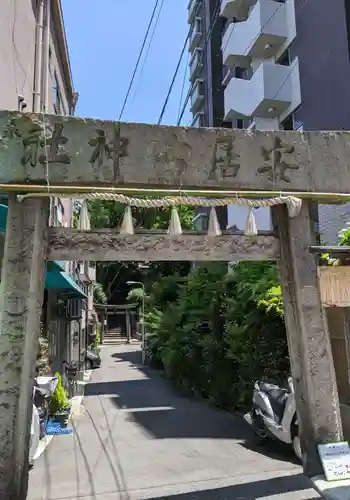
[
  {"x1": 93, "y1": 282, "x2": 107, "y2": 304},
  {"x1": 49, "y1": 372, "x2": 70, "y2": 416},
  {"x1": 145, "y1": 262, "x2": 289, "y2": 411}
]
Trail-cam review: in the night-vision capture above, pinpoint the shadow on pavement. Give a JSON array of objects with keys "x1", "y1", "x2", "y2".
[
  {"x1": 145, "y1": 474, "x2": 318, "y2": 499},
  {"x1": 84, "y1": 349, "x2": 299, "y2": 465}
]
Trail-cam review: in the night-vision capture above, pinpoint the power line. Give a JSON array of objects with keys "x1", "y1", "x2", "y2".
[
  {"x1": 177, "y1": 52, "x2": 190, "y2": 123},
  {"x1": 119, "y1": 0, "x2": 161, "y2": 121},
  {"x1": 177, "y1": 0, "x2": 222, "y2": 126},
  {"x1": 129, "y1": 0, "x2": 166, "y2": 112},
  {"x1": 220, "y1": 2, "x2": 284, "y2": 63},
  {"x1": 180, "y1": 0, "x2": 313, "y2": 127},
  {"x1": 157, "y1": 33, "x2": 190, "y2": 124}
]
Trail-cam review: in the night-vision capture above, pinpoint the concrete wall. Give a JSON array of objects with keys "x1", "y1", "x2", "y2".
[
  {"x1": 0, "y1": 0, "x2": 37, "y2": 111},
  {"x1": 289, "y1": 0, "x2": 350, "y2": 244},
  {"x1": 319, "y1": 204, "x2": 350, "y2": 245},
  {"x1": 0, "y1": 234, "x2": 4, "y2": 278},
  {"x1": 340, "y1": 405, "x2": 350, "y2": 441},
  {"x1": 291, "y1": 0, "x2": 350, "y2": 131},
  {"x1": 0, "y1": 0, "x2": 73, "y2": 114}
]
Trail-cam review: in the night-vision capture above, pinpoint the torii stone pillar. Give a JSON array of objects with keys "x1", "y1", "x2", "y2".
[
  {"x1": 272, "y1": 202, "x2": 343, "y2": 477},
  {"x1": 0, "y1": 194, "x2": 49, "y2": 500}
]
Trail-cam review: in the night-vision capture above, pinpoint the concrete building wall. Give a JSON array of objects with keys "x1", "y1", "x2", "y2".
[
  {"x1": 290, "y1": 0, "x2": 350, "y2": 243},
  {"x1": 0, "y1": 0, "x2": 74, "y2": 114},
  {"x1": 0, "y1": 0, "x2": 37, "y2": 111},
  {"x1": 0, "y1": 234, "x2": 4, "y2": 279},
  {"x1": 291, "y1": 0, "x2": 350, "y2": 131}
]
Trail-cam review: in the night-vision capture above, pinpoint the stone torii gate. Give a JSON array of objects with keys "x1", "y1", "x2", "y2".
[{"x1": 0, "y1": 110, "x2": 349, "y2": 498}]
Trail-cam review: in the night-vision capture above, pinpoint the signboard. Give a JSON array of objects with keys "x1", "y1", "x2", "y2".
[{"x1": 318, "y1": 442, "x2": 350, "y2": 481}]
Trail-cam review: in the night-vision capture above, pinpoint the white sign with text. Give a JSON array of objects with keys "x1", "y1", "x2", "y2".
[{"x1": 318, "y1": 442, "x2": 350, "y2": 481}]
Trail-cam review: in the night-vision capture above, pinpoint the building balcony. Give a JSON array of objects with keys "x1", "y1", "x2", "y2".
[
  {"x1": 224, "y1": 59, "x2": 301, "y2": 120},
  {"x1": 222, "y1": 0, "x2": 288, "y2": 68},
  {"x1": 190, "y1": 79, "x2": 204, "y2": 113},
  {"x1": 222, "y1": 67, "x2": 235, "y2": 88},
  {"x1": 220, "y1": 0, "x2": 256, "y2": 22},
  {"x1": 189, "y1": 17, "x2": 203, "y2": 52},
  {"x1": 191, "y1": 111, "x2": 205, "y2": 127},
  {"x1": 188, "y1": 0, "x2": 200, "y2": 23},
  {"x1": 189, "y1": 48, "x2": 203, "y2": 81}
]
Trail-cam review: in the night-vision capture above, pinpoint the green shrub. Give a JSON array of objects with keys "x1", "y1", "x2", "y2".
[
  {"x1": 49, "y1": 372, "x2": 70, "y2": 416},
  {"x1": 146, "y1": 262, "x2": 289, "y2": 412}
]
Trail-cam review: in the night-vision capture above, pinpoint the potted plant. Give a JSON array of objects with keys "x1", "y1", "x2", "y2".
[{"x1": 49, "y1": 372, "x2": 71, "y2": 427}]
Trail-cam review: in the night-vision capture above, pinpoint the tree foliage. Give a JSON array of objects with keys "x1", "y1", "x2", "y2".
[
  {"x1": 145, "y1": 263, "x2": 289, "y2": 411},
  {"x1": 88, "y1": 200, "x2": 195, "y2": 303},
  {"x1": 93, "y1": 282, "x2": 107, "y2": 305}
]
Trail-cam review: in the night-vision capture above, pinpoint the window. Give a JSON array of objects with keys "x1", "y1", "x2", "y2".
[
  {"x1": 280, "y1": 114, "x2": 293, "y2": 130},
  {"x1": 280, "y1": 108, "x2": 304, "y2": 131},
  {"x1": 277, "y1": 48, "x2": 291, "y2": 66},
  {"x1": 293, "y1": 117, "x2": 304, "y2": 131},
  {"x1": 51, "y1": 72, "x2": 62, "y2": 115},
  {"x1": 194, "y1": 17, "x2": 202, "y2": 34},
  {"x1": 235, "y1": 66, "x2": 252, "y2": 80},
  {"x1": 192, "y1": 112, "x2": 205, "y2": 127},
  {"x1": 292, "y1": 106, "x2": 304, "y2": 130}
]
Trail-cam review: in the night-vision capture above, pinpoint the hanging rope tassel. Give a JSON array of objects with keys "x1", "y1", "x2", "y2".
[
  {"x1": 285, "y1": 196, "x2": 302, "y2": 217},
  {"x1": 244, "y1": 208, "x2": 258, "y2": 236},
  {"x1": 119, "y1": 205, "x2": 134, "y2": 235},
  {"x1": 167, "y1": 206, "x2": 182, "y2": 236},
  {"x1": 207, "y1": 207, "x2": 222, "y2": 237}
]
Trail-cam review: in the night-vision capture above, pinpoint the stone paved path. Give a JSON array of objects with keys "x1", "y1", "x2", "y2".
[{"x1": 28, "y1": 345, "x2": 319, "y2": 499}]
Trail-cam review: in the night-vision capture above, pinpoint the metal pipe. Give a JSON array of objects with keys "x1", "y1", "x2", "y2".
[
  {"x1": 33, "y1": 0, "x2": 45, "y2": 112},
  {"x1": 126, "y1": 281, "x2": 146, "y2": 365},
  {"x1": 0, "y1": 184, "x2": 350, "y2": 203},
  {"x1": 42, "y1": 0, "x2": 51, "y2": 113}
]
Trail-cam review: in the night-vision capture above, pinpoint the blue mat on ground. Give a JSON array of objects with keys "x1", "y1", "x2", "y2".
[{"x1": 46, "y1": 420, "x2": 73, "y2": 436}]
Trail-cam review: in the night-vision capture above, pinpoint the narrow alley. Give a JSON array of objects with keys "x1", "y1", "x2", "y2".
[{"x1": 28, "y1": 345, "x2": 319, "y2": 500}]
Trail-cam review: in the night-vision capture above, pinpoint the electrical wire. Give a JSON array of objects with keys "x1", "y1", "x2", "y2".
[
  {"x1": 177, "y1": 0, "x2": 222, "y2": 125},
  {"x1": 118, "y1": 0, "x2": 161, "y2": 121},
  {"x1": 220, "y1": 2, "x2": 285, "y2": 64},
  {"x1": 184, "y1": 0, "x2": 313, "y2": 128},
  {"x1": 255, "y1": 45, "x2": 338, "y2": 130},
  {"x1": 11, "y1": 0, "x2": 29, "y2": 96},
  {"x1": 177, "y1": 52, "x2": 190, "y2": 123},
  {"x1": 157, "y1": 32, "x2": 190, "y2": 124},
  {"x1": 128, "y1": 0, "x2": 166, "y2": 112}
]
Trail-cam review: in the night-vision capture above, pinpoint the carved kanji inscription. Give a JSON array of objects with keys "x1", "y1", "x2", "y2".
[
  {"x1": 257, "y1": 136, "x2": 299, "y2": 183},
  {"x1": 88, "y1": 127, "x2": 128, "y2": 179},
  {"x1": 209, "y1": 135, "x2": 240, "y2": 181},
  {"x1": 20, "y1": 122, "x2": 71, "y2": 167},
  {"x1": 147, "y1": 132, "x2": 192, "y2": 179}
]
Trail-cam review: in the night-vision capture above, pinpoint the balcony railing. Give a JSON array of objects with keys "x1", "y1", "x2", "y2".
[
  {"x1": 224, "y1": 59, "x2": 301, "y2": 120},
  {"x1": 222, "y1": 0, "x2": 288, "y2": 68},
  {"x1": 188, "y1": 0, "x2": 200, "y2": 23},
  {"x1": 191, "y1": 112, "x2": 205, "y2": 128},
  {"x1": 220, "y1": 0, "x2": 256, "y2": 22},
  {"x1": 190, "y1": 79, "x2": 204, "y2": 113},
  {"x1": 189, "y1": 48, "x2": 203, "y2": 81},
  {"x1": 189, "y1": 17, "x2": 203, "y2": 52}
]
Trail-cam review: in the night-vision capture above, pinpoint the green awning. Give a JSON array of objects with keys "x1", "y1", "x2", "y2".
[
  {"x1": 45, "y1": 263, "x2": 87, "y2": 298},
  {"x1": 0, "y1": 204, "x2": 86, "y2": 299},
  {"x1": 0, "y1": 204, "x2": 7, "y2": 233}
]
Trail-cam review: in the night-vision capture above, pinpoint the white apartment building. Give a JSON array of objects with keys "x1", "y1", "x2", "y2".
[{"x1": 188, "y1": 0, "x2": 350, "y2": 242}]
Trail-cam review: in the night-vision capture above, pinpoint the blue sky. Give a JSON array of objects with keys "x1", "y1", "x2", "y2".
[{"x1": 62, "y1": 0, "x2": 191, "y2": 126}]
